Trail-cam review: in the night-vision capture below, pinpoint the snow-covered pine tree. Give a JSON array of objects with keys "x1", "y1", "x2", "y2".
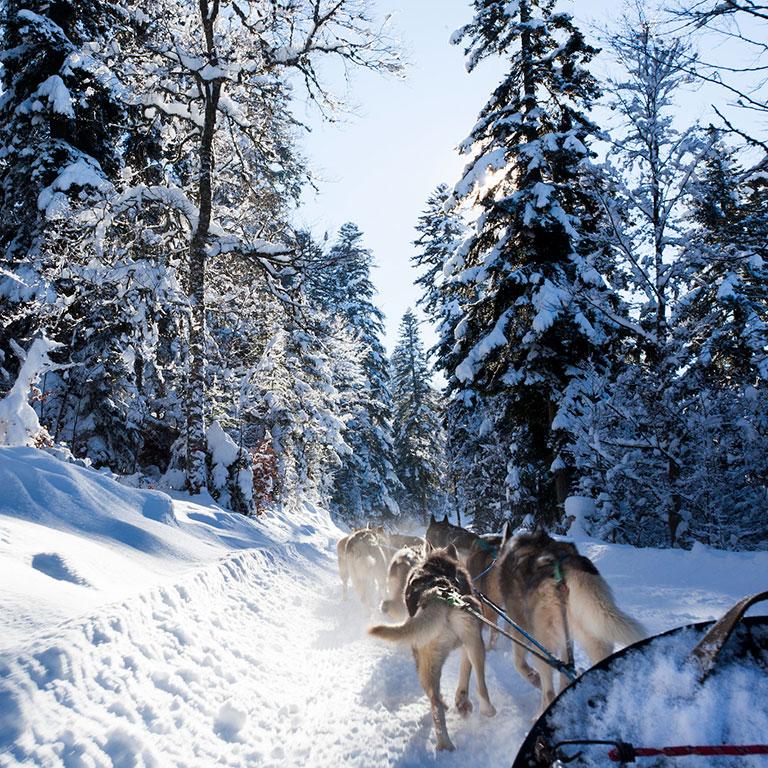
[
  {"x1": 0, "y1": 1, "x2": 126, "y2": 364},
  {"x1": 563, "y1": 17, "x2": 716, "y2": 546},
  {"x1": 680, "y1": 141, "x2": 768, "y2": 385},
  {"x1": 444, "y1": 0, "x2": 615, "y2": 526},
  {"x1": 389, "y1": 309, "x2": 446, "y2": 522},
  {"x1": 412, "y1": 184, "x2": 467, "y2": 320},
  {"x1": 0, "y1": 1, "x2": 191, "y2": 473},
  {"x1": 671, "y1": 143, "x2": 768, "y2": 548},
  {"x1": 411, "y1": 186, "x2": 506, "y2": 529},
  {"x1": 304, "y1": 223, "x2": 400, "y2": 523}
]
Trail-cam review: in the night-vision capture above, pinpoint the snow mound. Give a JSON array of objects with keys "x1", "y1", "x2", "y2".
[{"x1": 0, "y1": 446, "x2": 333, "y2": 650}]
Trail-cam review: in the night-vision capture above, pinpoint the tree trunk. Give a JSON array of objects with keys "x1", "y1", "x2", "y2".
[
  {"x1": 668, "y1": 457, "x2": 682, "y2": 546},
  {"x1": 185, "y1": 1, "x2": 221, "y2": 494}
]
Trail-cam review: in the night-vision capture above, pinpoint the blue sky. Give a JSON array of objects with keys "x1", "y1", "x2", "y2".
[{"x1": 294, "y1": 0, "x2": 509, "y2": 352}]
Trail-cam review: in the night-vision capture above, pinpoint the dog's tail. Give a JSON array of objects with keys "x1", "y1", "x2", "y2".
[
  {"x1": 566, "y1": 568, "x2": 646, "y2": 647},
  {"x1": 368, "y1": 602, "x2": 445, "y2": 646}
]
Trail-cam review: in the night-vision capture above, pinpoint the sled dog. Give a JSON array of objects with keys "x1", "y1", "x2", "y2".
[
  {"x1": 369, "y1": 545, "x2": 496, "y2": 752},
  {"x1": 494, "y1": 527, "x2": 646, "y2": 714},
  {"x1": 425, "y1": 515, "x2": 479, "y2": 564},
  {"x1": 380, "y1": 542, "x2": 428, "y2": 619},
  {"x1": 386, "y1": 532, "x2": 426, "y2": 550},
  {"x1": 340, "y1": 527, "x2": 388, "y2": 609}
]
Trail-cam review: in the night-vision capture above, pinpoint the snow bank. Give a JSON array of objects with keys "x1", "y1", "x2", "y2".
[{"x1": 0, "y1": 446, "x2": 336, "y2": 650}]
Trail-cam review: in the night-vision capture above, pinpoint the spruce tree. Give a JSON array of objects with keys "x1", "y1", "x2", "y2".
[
  {"x1": 307, "y1": 223, "x2": 400, "y2": 522},
  {"x1": 444, "y1": 0, "x2": 614, "y2": 525},
  {"x1": 390, "y1": 310, "x2": 445, "y2": 521}
]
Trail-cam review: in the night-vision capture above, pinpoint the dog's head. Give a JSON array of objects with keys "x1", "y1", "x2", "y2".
[{"x1": 426, "y1": 514, "x2": 470, "y2": 550}]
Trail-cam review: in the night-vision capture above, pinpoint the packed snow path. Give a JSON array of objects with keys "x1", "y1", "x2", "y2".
[{"x1": 1, "y1": 449, "x2": 767, "y2": 767}]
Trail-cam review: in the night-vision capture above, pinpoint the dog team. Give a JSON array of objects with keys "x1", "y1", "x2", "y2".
[{"x1": 336, "y1": 515, "x2": 645, "y2": 752}]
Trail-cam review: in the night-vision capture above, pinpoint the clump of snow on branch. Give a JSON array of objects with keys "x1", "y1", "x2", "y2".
[{"x1": 206, "y1": 421, "x2": 254, "y2": 516}]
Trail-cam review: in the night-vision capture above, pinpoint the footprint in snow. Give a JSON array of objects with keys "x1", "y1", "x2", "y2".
[{"x1": 31, "y1": 552, "x2": 91, "y2": 587}]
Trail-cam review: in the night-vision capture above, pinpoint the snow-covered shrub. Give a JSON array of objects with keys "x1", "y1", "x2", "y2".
[
  {"x1": 206, "y1": 421, "x2": 254, "y2": 516},
  {"x1": 0, "y1": 337, "x2": 61, "y2": 447}
]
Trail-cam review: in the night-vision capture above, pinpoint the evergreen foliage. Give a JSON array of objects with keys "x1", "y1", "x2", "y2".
[
  {"x1": 389, "y1": 310, "x2": 446, "y2": 522},
  {"x1": 441, "y1": 0, "x2": 616, "y2": 526}
]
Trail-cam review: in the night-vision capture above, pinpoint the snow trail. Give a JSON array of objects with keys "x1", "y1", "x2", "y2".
[{"x1": 2, "y1": 449, "x2": 767, "y2": 766}]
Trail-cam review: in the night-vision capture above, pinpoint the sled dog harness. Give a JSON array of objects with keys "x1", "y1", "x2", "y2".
[
  {"x1": 435, "y1": 586, "x2": 578, "y2": 682},
  {"x1": 553, "y1": 558, "x2": 576, "y2": 676}
]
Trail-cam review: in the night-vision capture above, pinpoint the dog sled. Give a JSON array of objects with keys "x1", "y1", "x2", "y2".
[{"x1": 512, "y1": 591, "x2": 768, "y2": 767}]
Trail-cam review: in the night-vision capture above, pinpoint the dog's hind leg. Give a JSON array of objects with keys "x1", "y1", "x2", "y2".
[
  {"x1": 417, "y1": 644, "x2": 454, "y2": 752},
  {"x1": 455, "y1": 648, "x2": 473, "y2": 716},
  {"x1": 580, "y1": 633, "x2": 613, "y2": 666},
  {"x1": 531, "y1": 653, "x2": 556, "y2": 716},
  {"x1": 464, "y1": 626, "x2": 496, "y2": 717}
]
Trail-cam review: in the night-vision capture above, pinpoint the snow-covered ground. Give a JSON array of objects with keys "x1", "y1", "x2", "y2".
[{"x1": 1, "y1": 446, "x2": 767, "y2": 767}]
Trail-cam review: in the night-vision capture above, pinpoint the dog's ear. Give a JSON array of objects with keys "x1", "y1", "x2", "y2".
[
  {"x1": 445, "y1": 543, "x2": 459, "y2": 562},
  {"x1": 442, "y1": 514, "x2": 449, "y2": 524},
  {"x1": 501, "y1": 520, "x2": 513, "y2": 546},
  {"x1": 429, "y1": 514, "x2": 436, "y2": 525},
  {"x1": 423, "y1": 540, "x2": 434, "y2": 556}
]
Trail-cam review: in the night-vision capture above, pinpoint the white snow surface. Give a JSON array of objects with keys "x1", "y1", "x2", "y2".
[{"x1": 1, "y1": 447, "x2": 767, "y2": 766}]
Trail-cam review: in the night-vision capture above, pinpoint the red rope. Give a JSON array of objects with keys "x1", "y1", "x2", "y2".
[{"x1": 609, "y1": 744, "x2": 768, "y2": 760}]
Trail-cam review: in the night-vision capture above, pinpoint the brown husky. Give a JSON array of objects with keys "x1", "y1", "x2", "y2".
[
  {"x1": 339, "y1": 527, "x2": 388, "y2": 609},
  {"x1": 494, "y1": 527, "x2": 645, "y2": 714},
  {"x1": 425, "y1": 515, "x2": 479, "y2": 563},
  {"x1": 369, "y1": 545, "x2": 496, "y2": 752}
]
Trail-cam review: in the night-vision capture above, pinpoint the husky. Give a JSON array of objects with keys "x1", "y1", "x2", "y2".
[
  {"x1": 340, "y1": 527, "x2": 388, "y2": 609},
  {"x1": 494, "y1": 527, "x2": 646, "y2": 714},
  {"x1": 380, "y1": 542, "x2": 427, "y2": 619},
  {"x1": 466, "y1": 533, "x2": 504, "y2": 649},
  {"x1": 425, "y1": 514, "x2": 479, "y2": 564},
  {"x1": 386, "y1": 532, "x2": 426, "y2": 550},
  {"x1": 369, "y1": 545, "x2": 496, "y2": 752}
]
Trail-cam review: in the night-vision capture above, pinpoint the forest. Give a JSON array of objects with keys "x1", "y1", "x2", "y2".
[{"x1": 1, "y1": 0, "x2": 766, "y2": 550}]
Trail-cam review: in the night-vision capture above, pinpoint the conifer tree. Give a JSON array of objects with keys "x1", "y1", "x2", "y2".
[
  {"x1": 443, "y1": 0, "x2": 615, "y2": 525},
  {"x1": 306, "y1": 223, "x2": 401, "y2": 522},
  {"x1": 390, "y1": 310, "x2": 445, "y2": 521}
]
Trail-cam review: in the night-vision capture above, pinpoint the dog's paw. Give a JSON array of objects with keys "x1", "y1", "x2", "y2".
[
  {"x1": 455, "y1": 693, "x2": 473, "y2": 717},
  {"x1": 436, "y1": 739, "x2": 456, "y2": 752},
  {"x1": 480, "y1": 701, "x2": 497, "y2": 717}
]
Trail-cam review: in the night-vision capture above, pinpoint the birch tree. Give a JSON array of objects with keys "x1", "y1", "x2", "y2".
[{"x1": 112, "y1": 0, "x2": 401, "y2": 492}]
